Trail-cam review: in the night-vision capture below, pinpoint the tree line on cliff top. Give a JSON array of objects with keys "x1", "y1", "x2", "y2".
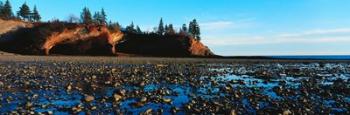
[
  {"x1": 0, "y1": 0, "x2": 201, "y2": 41},
  {"x1": 0, "y1": 0, "x2": 41, "y2": 22},
  {"x1": 79, "y1": 7, "x2": 201, "y2": 41}
]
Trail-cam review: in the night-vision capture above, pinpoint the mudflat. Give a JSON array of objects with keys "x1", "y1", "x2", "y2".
[{"x1": 0, "y1": 55, "x2": 349, "y2": 114}]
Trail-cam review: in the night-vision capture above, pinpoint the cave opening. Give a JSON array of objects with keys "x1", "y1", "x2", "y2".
[
  {"x1": 49, "y1": 41, "x2": 114, "y2": 56},
  {"x1": 49, "y1": 43, "x2": 81, "y2": 55}
]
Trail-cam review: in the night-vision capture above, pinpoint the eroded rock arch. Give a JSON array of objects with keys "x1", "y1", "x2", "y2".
[{"x1": 41, "y1": 25, "x2": 123, "y2": 55}]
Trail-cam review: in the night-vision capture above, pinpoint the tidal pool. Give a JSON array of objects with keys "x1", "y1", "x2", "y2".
[{"x1": 0, "y1": 62, "x2": 349, "y2": 114}]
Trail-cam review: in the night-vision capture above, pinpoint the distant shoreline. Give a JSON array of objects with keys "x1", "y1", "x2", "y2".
[{"x1": 220, "y1": 55, "x2": 350, "y2": 60}]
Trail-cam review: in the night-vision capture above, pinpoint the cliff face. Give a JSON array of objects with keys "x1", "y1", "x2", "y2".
[
  {"x1": 0, "y1": 20, "x2": 215, "y2": 57},
  {"x1": 188, "y1": 37, "x2": 214, "y2": 56},
  {"x1": 0, "y1": 19, "x2": 32, "y2": 41},
  {"x1": 41, "y1": 24, "x2": 123, "y2": 55},
  {"x1": 117, "y1": 33, "x2": 215, "y2": 57},
  {"x1": 0, "y1": 22, "x2": 124, "y2": 55},
  {"x1": 0, "y1": 19, "x2": 32, "y2": 34}
]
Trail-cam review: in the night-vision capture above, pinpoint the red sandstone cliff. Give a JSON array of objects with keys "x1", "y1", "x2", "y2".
[
  {"x1": 41, "y1": 24, "x2": 123, "y2": 55},
  {"x1": 0, "y1": 20, "x2": 215, "y2": 57},
  {"x1": 0, "y1": 19, "x2": 32, "y2": 35},
  {"x1": 188, "y1": 37, "x2": 214, "y2": 56}
]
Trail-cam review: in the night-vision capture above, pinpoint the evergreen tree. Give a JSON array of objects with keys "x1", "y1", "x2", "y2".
[
  {"x1": 93, "y1": 11, "x2": 101, "y2": 24},
  {"x1": 180, "y1": 24, "x2": 187, "y2": 33},
  {"x1": 164, "y1": 24, "x2": 168, "y2": 33},
  {"x1": 108, "y1": 21, "x2": 121, "y2": 31},
  {"x1": 18, "y1": 2, "x2": 31, "y2": 21},
  {"x1": 157, "y1": 18, "x2": 164, "y2": 35},
  {"x1": 92, "y1": 9, "x2": 107, "y2": 25},
  {"x1": 166, "y1": 24, "x2": 175, "y2": 35},
  {"x1": 81, "y1": 7, "x2": 92, "y2": 24},
  {"x1": 1, "y1": 0, "x2": 13, "y2": 19},
  {"x1": 115, "y1": 22, "x2": 121, "y2": 29},
  {"x1": 126, "y1": 22, "x2": 136, "y2": 33},
  {"x1": 188, "y1": 19, "x2": 201, "y2": 41},
  {"x1": 188, "y1": 21, "x2": 194, "y2": 35},
  {"x1": 136, "y1": 26, "x2": 142, "y2": 34},
  {"x1": 32, "y1": 5, "x2": 41, "y2": 22},
  {"x1": 179, "y1": 24, "x2": 188, "y2": 34},
  {"x1": 194, "y1": 20, "x2": 201, "y2": 41},
  {"x1": 100, "y1": 8, "x2": 107, "y2": 24}
]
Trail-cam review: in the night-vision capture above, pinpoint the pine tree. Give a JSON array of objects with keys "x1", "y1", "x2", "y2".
[
  {"x1": 115, "y1": 22, "x2": 121, "y2": 30},
  {"x1": 188, "y1": 19, "x2": 201, "y2": 41},
  {"x1": 108, "y1": 21, "x2": 121, "y2": 31},
  {"x1": 92, "y1": 9, "x2": 107, "y2": 25},
  {"x1": 157, "y1": 18, "x2": 164, "y2": 35},
  {"x1": 100, "y1": 8, "x2": 107, "y2": 25},
  {"x1": 126, "y1": 22, "x2": 136, "y2": 33},
  {"x1": 193, "y1": 19, "x2": 201, "y2": 41},
  {"x1": 183, "y1": 24, "x2": 187, "y2": 32},
  {"x1": 32, "y1": 5, "x2": 41, "y2": 22},
  {"x1": 164, "y1": 24, "x2": 168, "y2": 34},
  {"x1": 18, "y1": 2, "x2": 31, "y2": 21},
  {"x1": 180, "y1": 24, "x2": 187, "y2": 33},
  {"x1": 136, "y1": 26, "x2": 142, "y2": 34},
  {"x1": 166, "y1": 24, "x2": 175, "y2": 35},
  {"x1": 93, "y1": 11, "x2": 101, "y2": 24},
  {"x1": 81, "y1": 7, "x2": 92, "y2": 24},
  {"x1": 2, "y1": 0, "x2": 13, "y2": 19},
  {"x1": 188, "y1": 21, "x2": 194, "y2": 36}
]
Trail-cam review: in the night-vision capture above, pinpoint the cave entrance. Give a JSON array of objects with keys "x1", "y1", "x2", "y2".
[{"x1": 49, "y1": 43, "x2": 81, "y2": 55}]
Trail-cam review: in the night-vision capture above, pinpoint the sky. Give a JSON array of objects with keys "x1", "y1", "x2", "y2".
[{"x1": 5, "y1": 0, "x2": 350, "y2": 56}]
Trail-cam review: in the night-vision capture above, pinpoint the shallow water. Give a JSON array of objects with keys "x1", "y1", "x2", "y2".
[{"x1": 0, "y1": 62, "x2": 350, "y2": 114}]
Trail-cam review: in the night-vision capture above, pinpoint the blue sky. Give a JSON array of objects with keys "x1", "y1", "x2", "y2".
[{"x1": 5, "y1": 0, "x2": 350, "y2": 56}]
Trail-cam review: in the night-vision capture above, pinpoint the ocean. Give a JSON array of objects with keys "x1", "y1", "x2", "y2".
[{"x1": 270, "y1": 55, "x2": 350, "y2": 60}]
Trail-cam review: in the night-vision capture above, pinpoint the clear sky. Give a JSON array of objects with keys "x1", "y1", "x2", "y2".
[{"x1": 5, "y1": 0, "x2": 350, "y2": 56}]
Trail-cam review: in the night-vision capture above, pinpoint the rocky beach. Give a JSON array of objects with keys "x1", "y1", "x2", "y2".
[
  {"x1": 0, "y1": 55, "x2": 349, "y2": 114},
  {"x1": 1, "y1": 0, "x2": 349, "y2": 114}
]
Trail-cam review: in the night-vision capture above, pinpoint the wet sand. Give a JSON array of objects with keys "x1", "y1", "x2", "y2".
[{"x1": 0, "y1": 55, "x2": 349, "y2": 114}]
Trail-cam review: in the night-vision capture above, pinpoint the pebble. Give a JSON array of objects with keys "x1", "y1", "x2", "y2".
[
  {"x1": 113, "y1": 94, "x2": 122, "y2": 102},
  {"x1": 140, "y1": 97, "x2": 147, "y2": 102},
  {"x1": 92, "y1": 75, "x2": 97, "y2": 79},
  {"x1": 0, "y1": 60, "x2": 348, "y2": 114},
  {"x1": 162, "y1": 98, "x2": 172, "y2": 103},
  {"x1": 143, "y1": 108, "x2": 153, "y2": 115},
  {"x1": 85, "y1": 95, "x2": 94, "y2": 102},
  {"x1": 47, "y1": 111, "x2": 53, "y2": 115},
  {"x1": 283, "y1": 109, "x2": 292, "y2": 115},
  {"x1": 66, "y1": 84, "x2": 72, "y2": 91},
  {"x1": 230, "y1": 109, "x2": 236, "y2": 115},
  {"x1": 25, "y1": 102, "x2": 33, "y2": 108},
  {"x1": 0, "y1": 81, "x2": 3, "y2": 87},
  {"x1": 72, "y1": 105, "x2": 83, "y2": 113}
]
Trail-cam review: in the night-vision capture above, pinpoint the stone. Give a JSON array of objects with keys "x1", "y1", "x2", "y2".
[
  {"x1": 113, "y1": 94, "x2": 122, "y2": 102},
  {"x1": 85, "y1": 95, "x2": 94, "y2": 102}
]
